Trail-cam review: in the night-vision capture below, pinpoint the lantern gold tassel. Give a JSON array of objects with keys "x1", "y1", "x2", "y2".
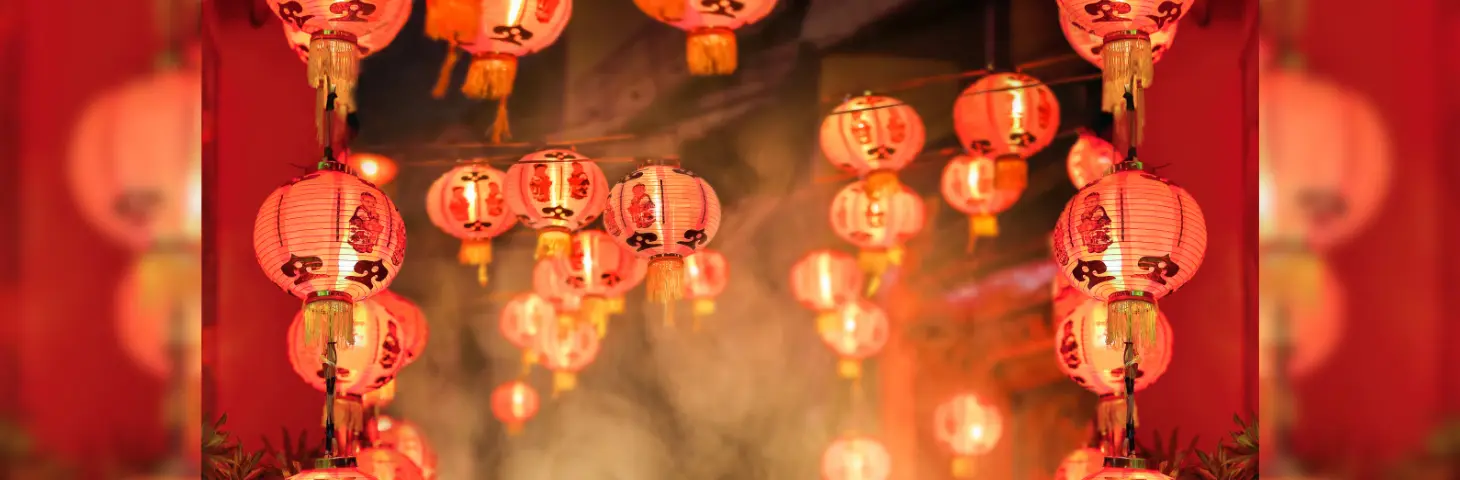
[
  {"x1": 1260, "y1": 244, "x2": 1323, "y2": 310},
  {"x1": 951, "y1": 456, "x2": 976, "y2": 479},
  {"x1": 1100, "y1": 35, "x2": 1153, "y2": 147},
  {"x1": 459, "y1": 239, "x2": 494, "y2": 286},
  {"x1": 837, "y1": 359, "x2": 862, "y2": 379},
  {"x1": 864, "y1": 169, "x2": 901, "y2": 201},
  {"x1": 505, "y1": 422, "x2": 524, "y2": 436},
  {"x1": 307, "y1": 36, "x2": 361, "y2": 120},
  {"x1": 463, "y1": 53, "x2": 517, "y2": 100},
  {"x1": 303, "y1": 298, "x2": 355, "y2": 346},
  {"x1": 633, "y1": 0, "x2": 686, "y2": 22},
  {"x1": 535, "y1": 229, "x2": 571, "y2": 259},
  {"x1": 490, "y1": 96, "x2": 513, "y2": 144},
  {"x1": 859, "y1": 246, "x2": 903, "y2": 296},
  {"x1": 647, "y1": 256, "x2": 686, "y2": 303},
  {"x1": 520, "y1": 349, "x2": 538, "y2": 376},
  {"x1": 580, "y1": 296, "x2": 612, "y2": 338},
  {"x1": 137, "y1": 245, "x2": 201, "y2": 316},
  {"x1": 431, "y1": 45, "x2": 460, "y2": 99},
  {"x1": 685, "y1": 27, "x2": 737, "y2": 75},
  {"x1": 552, "y1": 371, "x2": 577, "y2": 397},
  {"x1": 1106, "y1": 296, "x2": 1159, "y2": 351},
  {"x1": 607, "y1": 296, "x2": 626, "y2": 314},
  {"x1": 967, "y1": 214, "x2": 998, "y2": 254}
]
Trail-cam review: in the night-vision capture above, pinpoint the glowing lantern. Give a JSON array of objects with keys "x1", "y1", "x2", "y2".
[
  {"x1": 426, "y1": 0, "x2": 572, "y2": 101},
  {"x1": 346, "y1": 152, "x2": 399, "y2": 187},
  {"x1": 555, "y1": 229, "x2": 640, "y2": 336},
  {"x1": 1067, "y1": 131, "x2": 1122, "y2": 188},
  {"x1": 355, "y1": 447, "x2": 424, "y2": 480},
  {"x1": 632, "y1": 0, "x2": 776, "y2": 75},
  {"x1": 682, "y1": 249, "x2": 729, "y2": 322},
  {"x1": 115, "y1": 250, "x2": 202, "y2": 378},
  {"x1": 426, "y1": 163, "x2": 517, "y2": 286},
  {"x1": 1259, "y1": 258, "x2": 1343, "y2": 379},
  {"x1": 268, "y1": 0, "x2": 412, "y2": 126},
  {"x1": 281, "y1": 6, "x2": 408, "y2": 64},
  {"x1": 254, "y1": 162, "x2": 406, "y2": 345},
  {"x1": 500, "y1": 292, "x2": 554, "y2": 369},
  {"x1": 372, "y1": 290, "x2": 427, "y2": 366},
  {"x1": 821, "y1": 435, "x2": 892, "y2": 480},
  {"x1": 953, "y1": 73, "x2": 1061, "y2": 161},
  {"x1": 1051, "y1": 165, "x2": 1206, "y2": 352},
  {"x1": 533, "y1": 258, "x2": 582, "y2": 314},
  {"x1": 933, "y1": 393, "x2": 1003, "y2": 478},
  {"x1": 1081, "y1": 459, "x2": 1172, "y2": 480},
  {"x1": 535, "y1": 312, "x2": 601, "y2": 395},
  {"x1": 817, "y1": 299, "x2": 889, "y2": 379},
  {"x1": 287, "y1": 298, "x2": 406, "y2": 437},
  {"x1": 789, "y1": 249, "x2": 865, "y2": 322},
  {"x1": 1259, "y1": 68, "x2": 1391, "y2": 251},
  {"x1": 1055, "y1": 299, "x2": 1172, "y2": 449},
  {"x1": 605, "y1": 256, "x2": 649, "y2": 315},
  {"x1": 68, "y1": 61, "x2": 201, "y2": 252},
  {"x1": 1055, "y1": 448, "x2": 1104, "y2": 480},
  {"x1": 363, "y1": 379, "x2": 396, "y2": 409},
  {"x1": 1050, "y1": 256, "x2": 1087, "y2": 321},
  {"x1": 1056, "y1": 0, "x2": 1190, "y2": 143},
  {"x1": 367, "y1": 415, "x2": 437, "y2": 480},
  {"x1": 1061, "y1": 19, "x2": 1178, "y2": 70},
  {"x1": 940, "y1": 154, "x2": 1024, "y2": 245},
  {"x1": 829, "y1": 182, "x2": 925, "y2": 293},
  {"x1": 503, "y1": 149, "x2": 608, "y2": 258},
  {"x1": 490, "y1": 379, "x2": 541, "y2": 435},
  {"x1": 604, "y1": 159, "x2": 722, "y2": 303},
  {"x1": 819, "y1": 94, "x2": 926, "y2": 199},
  {"x1": 287, "y1": 459, "x2": 373, "y2": 480}
]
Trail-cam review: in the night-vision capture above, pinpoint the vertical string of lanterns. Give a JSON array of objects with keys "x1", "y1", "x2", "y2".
[
  {"x1": 1053, "y1": 296, "x2": 1173, "y2": 457},
  {"x1": 495, "y1": 293, "x2": 550, "y2": 434},
  {"x1": 632, "y1": 0, "x2": 777, "y2": 75},
  {"x1": 425, "y1": 162, "x2": 517, "y2": 286},
  {"x1": 504, "y1": 148, "x2": 609, "y2": 259},
  {"x1": 603, "y1": 158, "x2": 723, "y2": 312}
]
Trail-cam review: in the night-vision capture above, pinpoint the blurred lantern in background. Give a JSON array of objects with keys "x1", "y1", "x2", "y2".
[
  {"x1": 500, "y1": 293, "x2": 555, "y2": 371},
  {"x1": 817, "y1": 299, "x2": 890, "y2": 379},
  {"x1": 953, "y1": 72, "x2": 1060, "y2": 161},
  {"x1": 254, "y1": 162, "x2": 407, "y2": 346},
  {"x1": 933, "y1": 393, "x2": 1003, "y2": 478},
  {"x1": 605, "y1": 256, "x2": 649, "y2": 315},
  {"x1": 535, "y1": 313, "x2": 601, "y2": 396},
  {"x1": 1259, "y1": 257, "x2": 1343, "y2": 379},
  {"x1": 1055, "y1": 447, "x2": 1104, "y2": 480},
  {"x1": 1061, "y1": 20, "x2": 1178, "y2": 71},
  {"x1": 534, "y1": 258, "x2": 583, "y2": 315},
  {"x1": 1056, "y1": 0, "x2": 1189, "y2": 145},
  {"x1": 556, "y1": 229, "x2": 640, "y2": 336},
  {"x1": 829, "y1": 182, "x2": 925, "y2": 294},
  {"x1": 681, "y1": 249, "x2": 729, "y2": 327},
  {"x1": 504, "y1": 149, "x2": 608, "y2": 258},
  {"x1": 363, "y1": 379, "x2": 397, "y2": 410},
  {"x1": 1081, "y1": 460, "x2": 1172, "y2": 480},
  {"x1": 1052, "y1": 167, "x2": 1205, "y2": 352},
  {"x1": 372, "y1": 290, "x2": 427, "y2": 367},
  {"x1": 632, "y1": 0, "x2": 777, "y2": 75},
  {"x1": 789, "y1": 249, "x2": 865, "y2": 326},
  {"x1": 115, "y1": 250, "x2": 203, "y2": 379},
  {"x1": 1055, "y1": 299, "x2": 1172, "y2": 452},
  {"x1": 426, "y1": 163, "x2": 517, "y2": 286},
  {"x1": 287, "y1": 462, "x2": 373, "y2": 480},
  {"x1": 355, "y1": 447, "x2": 425, "y2": 480},
  {"x1": 819, "y1": 94, "x2": 926, "y2": 200},
  {"x1": 266, "y1": 0, "x2": 411, "y2": 134},
  {"x1": 367, "y1": 415, "x2": 438, "y2": 480},
  {"x1": 1067, "y1": 130, "x2": 1122, "y2": 189},
  {"x1": 287, "y1": 298, "x2": 407, "y2": 444},
  {"x1": 941, "y1": 154, "x2": 1024, "y2": 248},
  {"x1": 490, "y1": 380, "x2": 541, "y2": 435},
  {"x1": 604, "y1": 160, "x2": 722, "y2": 304},
  {"x1": 346, "y1": 152, "x2": 399, "y2": 188},
  {"x1": 425, "y1": 0, "x2": 572, "y2": 100},
  {"x1": 821, "y1": 435, "x2": 892, "y2": 480}
]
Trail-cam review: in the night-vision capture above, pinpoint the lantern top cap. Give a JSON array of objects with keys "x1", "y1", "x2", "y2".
[
  {"x1": 315, "y1": 456, "x2": 358, "y2": 469},
  {"x1": 1103, "y1": 456, "x2": 1148, "y2": 469}
]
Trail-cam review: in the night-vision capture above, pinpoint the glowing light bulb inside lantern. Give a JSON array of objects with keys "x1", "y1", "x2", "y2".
[
  {"x1": 359, "y1": 159, "x2": 379, "y2": 178},
  {"x1": 964, "y1": 160, "x2": 992, "y2": 201},
  {"x1": 184, "y1": 161, "x2": 202, "y2": 242},
  {"x1": 377, "y1": 416, "x2": 393, "y2": 431},
  {"x1": 511, "y1": 388, "x2": 526, "y2": 418},
  {"x1": 503, "y1": 0, "x2": 527, "y2": 23},
  {"x1": 817, "y1": 257, "x2": 833, "y2": 302},
  {"x1": 1008, "y1": 80, "x2": 1027, "y2": 132},
  {"x1": 464, "y1": 180, "x2": 479, "y2": 220},
  {"x1": 967, "y1": 424, "x2": 984, "y2": 440}
]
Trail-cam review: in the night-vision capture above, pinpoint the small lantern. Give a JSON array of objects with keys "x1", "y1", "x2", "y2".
[
  {"x1": 829, "y1": 182, "x2": 925, "y2": 294},
  {"x1": 817, "y1": 299, "x2": 889, "y2": 379},
  {"x1": 425, "y1": 163, "x2": 517, "y2": 285},
  {"x1": 371, "y1": 290, "x2": 427, "y2": 367},
  {"x1": 682, "y1": 249, "x2": 729, "y2": 327},
  {"x1": 355, "y1": 446, "x2": 425, "y2": 480},
  {"x1": 1055, "y1": 299, "x2": 1173, "y2": 451},
  {"x1": 1067, "y1": 130, "x2": 1122, "y2": 189},
  {"x1": 535, "y1": 313, "x2": 601, "y2": 395},
  {"x1": 555, "y1": 229, "x2": 641, "y2": 336},
  {"x1": 367, "y1": 415, "x2": 438, "y2": 480},
  {"x1": 633, "y1": 0, "x2": 777, "y2": 75},
  {"x1": 503, "y1": 149, "x2": 609, "y2": 258},
  {"x1": 953, "y1": 72, "x2": 1061, "y2": 161},
  {"x1": 821, "y1": 435, "x2": 892, "y2": 480},
  {"x1": 604, "y1": 159, "x2": 722, "y2": 303},
  {"x1": 940, "y1": 154, "x2": 1024, "y2": 245},
  {"x1": 933, "y1": 393, "x2": 1002, "y2": 478},
  {"x1": 500, "y1": 292, "x2": 554, "y2": 370},
  {"x1": 788, "y1": 249, "x2": 865, "y2": 325},
  {"x1": 819, "y1": 94, "x2": 926, "y2": 200},
  {"x1": 491, "y1": 380, "x2": 541, "y2": 435}
]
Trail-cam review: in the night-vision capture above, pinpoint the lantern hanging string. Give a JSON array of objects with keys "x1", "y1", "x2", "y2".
[
  {"x1": 1122, "y1": 339, "x2": 1138, "y2": 458},
  {"x1": 321, "y1": 341, "x2": 339, "y2": 458}
]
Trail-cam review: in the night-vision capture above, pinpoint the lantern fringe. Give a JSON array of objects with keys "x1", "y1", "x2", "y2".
[
  {"x1": 1260, "y1": 246, "x2": 1323, "y2": 310},
  {"x1": 431, "y1": 45, "x2": 460, "y2": 99},
  {"x1": 663, "y1": 301, "x2": 676, "y2": 327},
  {"x1": 322, "y1": 396, "x2": 365, "y2": 444},
  {"x1": 815, "y1": 312, "x2": 839, "y2": 338},
  {"x1": 424, "y1": 0, "x2": 481, "y2": 43},
  {"x1": 463, "y1": 54, "x2": 517, "y2": 100},
  {"x1": 838, "y1": 359, "x2": 862, "y2": 379},
  {"x1": 580, "y1": 296, "x2": 611, "y2": 339},
  {"x1": 505, "y1": 422, "x2": 524, "y2": 436},
  {"x1": 138, "y1": 246, "x2": 200, "y2": 316},
  {"x1": 490, "y1": 96, "x2": 512, "y2": 144},
  {"x1": 633, "y1": 0, "x2": 686, "y2": 22},
  {"x1": 967, "y1": 214, "x2": 998, "y2": 254},
  {"x1": 951, "y1": 456, "x2": 976, "y2": 479},
  {"x1": 647, "y1": 256, "x2": 686, "y2": 304},
  {"x1": 607, "y1": 296, "x2": 626, "y2": 314},
  {"x1": 1101, "y1": 36, "x2": 1153, "y2": 147},
  {"x1": 303, "y1": 298, "x2": 355, "y2": 347},
  {"x1": 859, "y1": 247, "x2": 903, "y2": 297},
  {"x1": 552, "y1": 371, "x2": 576, "y2": 397},
  {"x1": 459, "y1": 239, "x2": 494, "y2": 286},
  {"x1": 307, "y1": 37, "x2": 360, "y2": 140},
  {"x1": 535, "y1": 229, "x2": 571, "y2": 259},
  {"x1": 864, "y1": 169, "x2": 901, "y2": 201},
  {"x1": 520, "y1": 349, "x2": 538, "y2": 377},
  {"x1": 1097, "y1": 395, "x2": 1138, "y2": 452},
  {"x1": 685, "y1": 27, "x2": 737, "y2": 75},
  {"x1": 1106, "y1": 298, "x2": 1159, "y2": 351}
]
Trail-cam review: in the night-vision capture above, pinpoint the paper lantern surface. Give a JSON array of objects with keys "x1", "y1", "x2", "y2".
[
  {"x1": 682, "y1": 249, "x2": 729, "y2": 300},
  {"x1": 604, "y1": 164, "x2": 722, "y2": 259},
  {"x1": 789, "y1": 249, "x2": 865, "y2": 313},
  {"x1": 500, "y1": 293, "x2": 554, "y2": 349},
  {"x1": 533, "y1": 258, "x2": 582, "y2": 312},
  {"x1": 504, "y1": 149, "x2": 608, "y2": 234},
  {"x1": 820, "y1": 436, "x2": 892, "y2": 480},
  {"x1": 426, "y1": 163, "x2": 516, "y2": 241},
  {"x1": 557, "y1": 229, "x2": 641, "y2": 297},
  {"x1": 1067, "y1": 132, "x2": 1122, "y2": 189},
  {"x1": 355, "y1": 446, "x2": 425, "y2": 480},
  {"x1": 367, "y1": 415, "x2": 437, "y2": 480},
  {"x1": 1258, "y1": 260, "x2": 1344, "y2": 378},
  {"x1": 287, "y1": 467, "x2": 373, "y2": 480},
  {"x1": 287, "y1": 298, "x2": 407, "y2": 395},
  {"x1": 456, "y1": 0, "x2": 573, "y2": 57},
  {"x1": 941, "y1": 154, "x2": 1025, "y2": 218},
  {"x1": 819, "y1": 300, "x2": 889, "y2": 360},
  {"x1": 1082, "y1": 466, "x2": 1172, "y2": 480},
  {"x1": 953, "y1": 72, "x2": 1060, "y2": 160},
  {"x1": 1055, "y1": 299, "x2": 1173, "y2": 396},
  {"x1": 1057, "y1": 0, "x2": 1188, "y2": 38},
  {"x1": 634, "y1": 0, "x2": 776, "y2": 30},
  {"x1": 1055, "y1": 448, "x2": 1104, "y2": 480},
  {"x1": 535, "y1": 314, "x2": 601, "y2": 373},
  {"x1": 269, "y1": 0, "x2": 412, "y2": 44},
  {"x1": 933, "y1": 393, "x2": 1003, "y2": 456},
  {"x1": 491, "y1": 379, "x2": 541, "y2": 426},
  {"x1": 829, "y1": 182, "x2": 925, "y2": 251},
  {"x1": 819, "y1": 94, "x2": 926, "y2": 177},
  {"x1": 115, "y1": 252, "x2": 203, "y2": 378},
  {"x1": 372, "y1": 290, "x2": 427, "y2": 365},
  {"x1": 1061, "y1": 16, "x2": 1178, "y2": 69}
]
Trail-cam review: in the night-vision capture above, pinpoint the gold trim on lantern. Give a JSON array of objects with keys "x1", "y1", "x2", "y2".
[
  {"x1": 302, "y1": 293, "x2": 355, "y2": 346},
  {"x1": 552, "y1": 371, "x2": 577, "y2": 396},
  {"x1": 536, "y1": 228, "x2": 571, "y2": 259},
  {"x1": 647, "y1": 255, "x2": 686, "y2": 304},
  {"x1": 685, "y1": 27, "x2": 737, "y2": 75},
  {"x1": 462, "y1": 52, "x2": 518, "y2": 100},
  {"x1": 838, "y1": 359, "x2": 862, "y2": 379}
]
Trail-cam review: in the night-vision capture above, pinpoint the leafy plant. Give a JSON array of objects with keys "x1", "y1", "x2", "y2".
[
  {"x1": 261, "y1": 427, "x2": 324, "y2": 477},
  {"x1": 205, "y1": 414, "x2": 269, "y2": 480},
  {"x1": 1136, "y1": 414, "x2": 1258, "y2": 480},
  {"x1": 1135, "y1": 427, "x2": 1199, "y2": 478}
]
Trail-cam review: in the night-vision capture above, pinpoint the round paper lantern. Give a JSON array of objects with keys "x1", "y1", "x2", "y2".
[
  {"x1": 500, "y1": 293, "x2": 554, "y2": 370},
  {"x1": 604, "y1": 159, "x2": 722, "y2": 303},
  {"x1": 1068, "y1": 130, "x2": 1123, "y2": 189},
  {"x1": 953, "y1": 73, "x2": 1060, "y2": 161},
  {"x1": 682, "y1": 249, "x2": 729, "y2": 319},
  {"x1": 286, "y1": 298, "x2": 407, "y2": 397},
  {"x1": 1055, "y1": 448, "x2": 1104, "y2": 480},
  {"x1": 255, "y1": 163, "x2": 407, "y2": 346},
  {"x1": 632, "y1": 0, "x2": 777, "y2": 75},
  {"x1": 504, "y1": 149, "x2": 609, "y2": 258},
  {"x1": 533, "y1": 258, "x2": 582, "y2": 313},
  {"x1": 371, "y1": 290, "x2": 427, "y2": 366},
  {"x1": 1055, "y1": 299, "x2": 1172, "y2": 443},
  {"x1": 426, "y1": 163, "x2": 517, "y2": 286},
  {"x1": 1061, "y1": 18, "x2": 1178, "y2": 70},
  {"x1": 491, "y1": 379, "x2": 541, "y2": 435},
  {"x1": 1050, "y1": 256, "x2": 1087, "y2": 321},
  {"x1": 535, "y1": 314, "x2": 601, "y2": 395},
  {"x1": 281, "y1": 6, "x2": 408, "y2": 64},
  {"x1": 68, "y1": 64, "x2": 201, "y2": 252},
  {"x1": 933, "y1": 393, "x2": 1003, "y2": 478},
  {"x1": 355, "y1": 447, "x2": 425, "y2": 480},
  {"x1": 367, "y1": 415, "x2": 437, "y2": 480},
  {"x1": 1051, "y1": 165, "x2": 1205, "y2": 352},
  {"x1": 819, "y1": 94, "x2": 926, "y2": 199},
  {"x1": 426, "y1": 0, "x2": 573, "y2": 100},
  {"x1": 817, "y1": 299, "x2": 890, "y2": 379},
  {"x1": 941, "y1": 154, "x2": 1024, "y2": 243},
  {"x1": 1057, "y1": 0, "x2": 1188, "y2": 143},
  {"x1": 346, "y1": 152, "x2": 399, "y2": 187},
  {"x1": 829, "y1": 181, "x2": 925, "y2": 293},
  {"x1": 1259, "y1": 257, "x2": 1343, "y2": 379},
  {"x1": 789, "y1": 249, "x2": 865, "y2": 319},
  {"x1": 605, "y1": 256, "x2": 649, "y2": 315},
  {"x1": 268, "y1": 0, "x2": 412, "y2": 115},
  {"x1": 1081, "y1": 459, "x2": 1172, "y2": 480},
  {"x1": 1259, "y1": 68, "x2": 1391, "y2": 251},
  {"x1": 363, "y1": 378, "x2": 396, "y2": 409},
  {"x1": 287, "y1": 458, "x2": 373, "y2": 480},
  {"x1": 821, "y1": 435, "x2": 891, "y2": 480},
  {"x1": 556, "y1": 229, "x2": 641, "y2": 336},
  {"x1": 115, "y1": 249, "x2": 202, "y2": 378}
]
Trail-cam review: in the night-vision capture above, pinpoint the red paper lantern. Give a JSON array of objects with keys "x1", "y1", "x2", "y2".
[
  {"x1": 68, "y1": 63, "x2": 201, "y2": 251},
  {"x1": 504, "y1": 149, "x2": 609, "y2": 258},
  {"x1": 1259, "y1": 68, "x2": 1392, "y2": 251},
  {"x1": 268, "y1": 0, "x2": 412, "y2": 115},
  {"x1": 1259, "y1": 259, "x2": 1343, "y2": 379},
  {"x1": 1061, "y1": 19, "x2": 1178, "y2": 70},
  {"x1": 1051, "y1": 166, "x2": 1205, "y2": 352},
  {"x1": 114, "y1": 250, "x2": 202, "y2": 378},
  {"x1": 1050, "y1": 256, "x2": 1087, "y2": 321},
  {"x1": 426, "y1": 163, "x2": 517, "y2": 286},
  {"x1": 533, "y1": 258, "x2": 582, "y2": 313},
  {"x1": 941, "y1": 154, "x2": 1025, "y2": 243},
  {"x1": 355, "y1": 447, "x2": 425, "y2": 480},
  {"x1": 556, "y1": 229, "x2": 640, "y2": 335},
  {"x1": 363, "y1": 379, "x2": 396, "y2": 408},
  {"x1": 821, "y1": 435, "x2": 891, "y2": 480},
  {"x1": 789, "y1": 249, "x2": 865, "y2": 318},
  {"x1": 346, "y1": 152, "x2": 399, "y2": 187},
  {"x1": 933, "y1": 393, "x2": 1003, "y2": 478},
  {"x1": 1057, "y1": 0, "x2": 1189, "y2": 142},
  {"x1": 818, "y1": 299, "x2": 889, "y2": 379},
  {"x1": 953, "y1": 73, "x2": 1060, "y2": 161},
  {"x1": 536, "y1": 312, "x2": 601, "y2": 395},
  {"x1": 287, "y1": 465, "x2": 373, "y2": 480},
  {"x1": 490, "y1": 379, "x2": 541, "y2": 435},
  {"x1": 282, "y1": 7, "x2": 408, "y2": 64},
  {"x1": 604, "y1": 160, "x2": 722, "y2": 303},
  {"x1": 1055, "y1": 448, "x2": 1104, "y2": 480},
  {"x1": 605, "y1": 257, "x2": 649, "y2": 314},
  {"x1": 1067, "y1": 131, "x2": 1123, "y2": 189},
  {"x1": 819, "y1": 94, "x2": 926, "y2": 199},
  {"x1": 1055, "y1": 299, "x2": 1172, "y2": 446},
  {"x1": 367, "y1": 415, "x2": 437, "y2": 480},
  {"x1": 286, "y1": 298, "x2": 407, "y2": 396},
  {"x1": 372, "y1": 290, "x2": 427, "y2": 366},
  {"x1": 426, "y1": 0, "x2": 573, "y2": 100},
  {"x1": 500, "y1": 293, "x2": 554, "y2": 365},
  {"x1": 1082, "y1": 463, "x2": 1172, "y2": 480},
  {"x1": 633, "y1": 0, "x2": 777, "y2": 75},
  {"x1": 829, "y1": 182, "x2": 925, "y2": 292},
  {"x1": 682, "y1": 249, "x2": 729, "y2": 317}
]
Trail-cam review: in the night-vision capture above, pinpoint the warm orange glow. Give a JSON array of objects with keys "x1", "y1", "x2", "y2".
[
  {"x1": 347, "y1": 152, "x2": 399, "y2": 187},
  {"x1": 790, "y1": 250, "x2": 864, "y2": 313},
  {"x1": 821, "y1": 436, "x2": 892, "y2": 480},
  {"x1": 933, "y1": 393, "x2": 1003, "y2": 456},
  {"x1": 492, "y1": 379, "x2": 541, "y2": 426}
]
